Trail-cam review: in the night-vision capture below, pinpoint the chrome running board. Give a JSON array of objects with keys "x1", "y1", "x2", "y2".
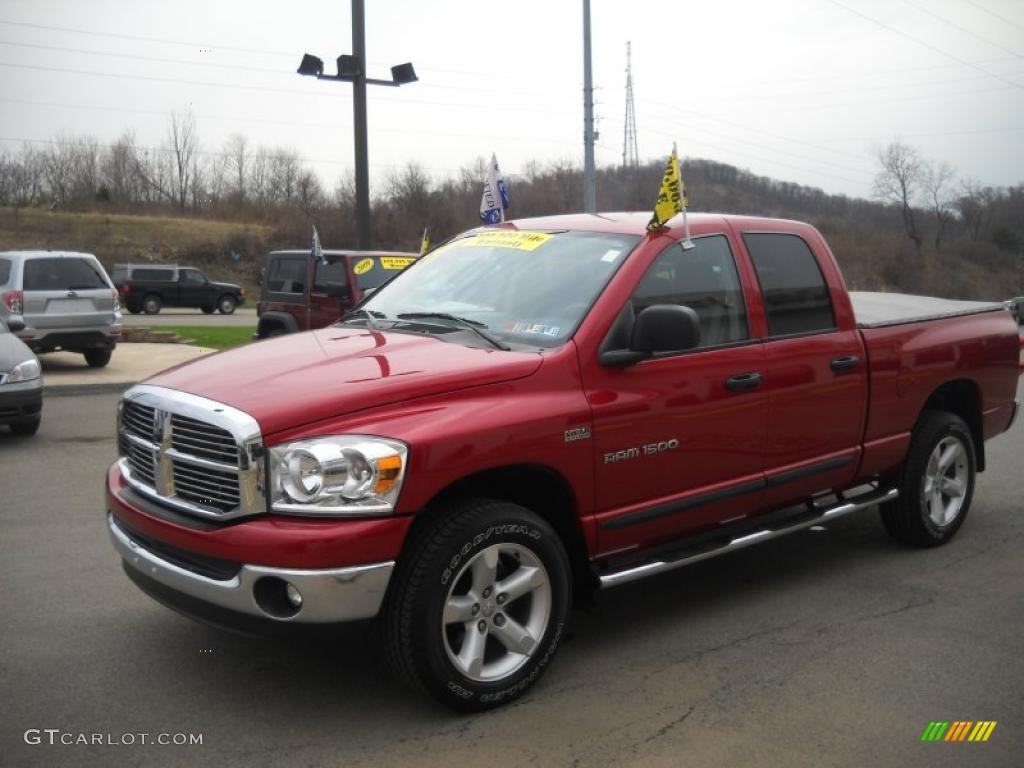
[{"x1": 599, "y1": 486, "x2": 899, "y2": 588}]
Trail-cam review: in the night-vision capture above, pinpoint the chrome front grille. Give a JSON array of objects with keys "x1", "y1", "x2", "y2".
[
  {"x1": 171, "y1": 414, "x2": 239, "y2": 465},
  {"x1": 117, "y1": 385, "x2": 264, "y2": 520}
]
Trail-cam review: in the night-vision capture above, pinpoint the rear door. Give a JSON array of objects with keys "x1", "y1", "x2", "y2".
[
  {"x1": 22, "y1": 256, "x2": 116, "y2": 330},
  {"x1": 740, "y1": 231, "x2": 867, "y2": 508},
  {"x1": 584, "y1": 233, "x2": 770, "y2": 554}
]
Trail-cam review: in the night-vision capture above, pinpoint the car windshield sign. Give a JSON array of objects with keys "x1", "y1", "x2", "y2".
[{"x1": 353, "y1": 230, "x2": 640, "y2": 348}]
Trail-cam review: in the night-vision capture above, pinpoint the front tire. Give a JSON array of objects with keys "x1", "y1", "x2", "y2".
[
  {"x1": 383, "y1": 499, "x2": 571, "y2": 711},
  {"x1": 880, "y1": 411, "x2": 975, "y2": 547},
  {"x1": 218, "y1": 295, "x2": 237, "y2": 314}
]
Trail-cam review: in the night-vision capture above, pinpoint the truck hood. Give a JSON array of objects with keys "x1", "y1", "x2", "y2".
[
  {"x1": 146, "y1": 328, "x2": 543, "y2": 436},
  {"x1": 209, "y1": 281, "x2": 241, "y2": 292}
]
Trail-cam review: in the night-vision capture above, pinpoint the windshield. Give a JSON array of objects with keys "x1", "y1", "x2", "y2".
[{"x1": 351, "y1": 230, "x2": 640, "y2": 348}]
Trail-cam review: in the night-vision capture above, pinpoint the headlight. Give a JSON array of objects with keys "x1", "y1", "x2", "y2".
[
  {"x1": 268, "y1": 435, "x2": 407, "y2": 516},
  {"x1": 6, "y1": 358, "x2": 41, "y2": 383}
]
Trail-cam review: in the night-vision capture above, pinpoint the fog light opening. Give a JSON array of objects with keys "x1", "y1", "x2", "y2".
[{"x1": 253, "y1": 576, "x2": 302, "y2": 619}]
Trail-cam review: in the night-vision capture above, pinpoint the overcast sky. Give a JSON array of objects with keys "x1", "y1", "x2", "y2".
[{"x1": 0, "y1": 0, "x2": 1022, "y2": 202}]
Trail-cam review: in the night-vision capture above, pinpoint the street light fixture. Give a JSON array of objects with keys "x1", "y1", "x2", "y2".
[{"x1": 296, "y1": 0, "x2": 417, "y2": 249}]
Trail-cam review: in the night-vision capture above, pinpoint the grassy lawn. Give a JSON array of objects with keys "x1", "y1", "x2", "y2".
[{"x1": 163, "y1": 325, "x2": 256, "y2": 350}]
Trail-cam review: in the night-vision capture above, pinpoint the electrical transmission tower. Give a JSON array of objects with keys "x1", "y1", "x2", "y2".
[{"x1": 622, "y1": 41, "x2": 639, "y2": 168}]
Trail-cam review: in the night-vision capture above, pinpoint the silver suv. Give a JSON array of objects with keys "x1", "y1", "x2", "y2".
[{"x1": 0, "y1": 251, "x2": 122, "y2": 368}]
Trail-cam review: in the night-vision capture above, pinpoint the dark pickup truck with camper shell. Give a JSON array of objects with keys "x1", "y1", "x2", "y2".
[{"x1": 112, "y1": 264, "x2": 245, "y2": 315}]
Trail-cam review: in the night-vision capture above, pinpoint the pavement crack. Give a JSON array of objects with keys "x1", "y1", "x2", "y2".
[{"x1": 644, "y1": 704, "x2": 695, "y2": 743}]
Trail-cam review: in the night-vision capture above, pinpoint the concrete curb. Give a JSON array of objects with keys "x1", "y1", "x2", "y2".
[{"x1": 45, "y1": 381, "x2": 136, "y2": 398}]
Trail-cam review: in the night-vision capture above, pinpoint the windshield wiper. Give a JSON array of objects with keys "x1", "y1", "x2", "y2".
[
  {"x1": 340, "y1": 308, "x2": 387, "y2": 330},
  {"x1": 396, "y1": 312, "x2": 510, "y2": 351}
]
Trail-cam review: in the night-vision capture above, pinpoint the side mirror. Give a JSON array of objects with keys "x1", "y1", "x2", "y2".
[
  {"x1": 631, "y1": 304, "x2": 701, "y2": 353},
  {"x1": 598, "y1": 304, "x2": 701, "y2": 367},
  {"x1": 5, "y1": 317, "x2": 25, "y2": 333}
]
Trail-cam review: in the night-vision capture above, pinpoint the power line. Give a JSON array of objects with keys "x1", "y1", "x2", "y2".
[
  {"x1": 898, "y1": 0, "x2": 1023, "y2": 58},
  {"x1": 637, "y1": 121, "x2": 869, "y2": 189},
  {"x1": 0, "y1": 18, "x2": 294, "y2": 57},
  {"x1": 0, "y1": 17, "x2": 567, "y2": 83},
  {"x1": 0, "y1": 61, "x2": 579, "y2": 118},
  {"x1": 635, "y1": 109, "x2": 875, "y2": 177},
  {"x1": 959, "y1": 0, "x2": 1024, "y2": 33},
  {"x1": 0, "y1": 38, "x2": 286, "y2": 74},
  {"x1": 825, "y1": 0, "x2": 1024, "y2": 90},
  {"x1": 0, "y1": 39, "x2": 572, "y2": 101}
]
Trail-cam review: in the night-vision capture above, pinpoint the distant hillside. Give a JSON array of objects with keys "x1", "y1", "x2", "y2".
[{"x1": 0, "y1": 208, "x2": 272, "y2": 295}]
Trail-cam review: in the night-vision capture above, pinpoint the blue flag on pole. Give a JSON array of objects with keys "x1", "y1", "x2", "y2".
[{"x1": 480, "y1": 153, "x2": 510, "y2": 224}]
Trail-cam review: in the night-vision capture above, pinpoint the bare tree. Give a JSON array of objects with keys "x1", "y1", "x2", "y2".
[
  {"x1": 224, "y1": 133, "x2": 250, "y2": 201},
  {"x1": 167, "y1": 107, "x2": 198, "y2": 212},
  {"x1": 955, "y1": 179, "x2": 996, "y2": 241},
  {"x1": 873, "y1": 141, "x2": 924, "y2": 252},
  {"x1": 923, "y1": 161, "x2": 956, "y2": 251},
  {"x1": 103, "y1": 131, "x2": 143, "y2": 203},
  {"x1": 42, "y1": 135, "x2": 77, "y2": 206}
]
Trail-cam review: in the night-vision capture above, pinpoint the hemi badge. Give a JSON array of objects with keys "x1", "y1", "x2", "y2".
[{"x1": 564, "y1": 426, "x2": 591, "y2": 442}]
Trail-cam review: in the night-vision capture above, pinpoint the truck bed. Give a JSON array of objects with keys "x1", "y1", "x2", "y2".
[{"x1": 851, "y1": 291, "x2": 1005, "y2": 329}]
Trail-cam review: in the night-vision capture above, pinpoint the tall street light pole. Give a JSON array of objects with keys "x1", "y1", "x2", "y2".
[
  {"x1": 351, "y1": 0, "x2": 370, "y2": 249},
  {"x1": 297, "y1": 0, "x2": 417, "y2": 249},
  {"x1": 582, "y1": 0, "x2": 596, "y2": 213}
]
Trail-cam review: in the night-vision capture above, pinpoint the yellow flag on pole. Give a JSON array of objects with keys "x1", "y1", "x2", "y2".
[
  {"x1": 419, "y1": 226, "x2": 430, "y2": 256},
  {"x1": 647, "y1": 144, "x2": 689, "y2": 232}
]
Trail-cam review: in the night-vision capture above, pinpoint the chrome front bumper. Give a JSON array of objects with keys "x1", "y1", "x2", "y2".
[{"x1": 108, "y1": 513, "x2": 394, "y2": 623}]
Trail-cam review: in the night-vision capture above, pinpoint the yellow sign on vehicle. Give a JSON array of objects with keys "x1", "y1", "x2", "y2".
[
  {"x1": 460, "y1": 231, "x2": 554, "y2": 252},
  {"x1": 381, "y1": 256, "x2": 416, "y2": 270},
  {"x1": 353, "y1": 258, "x2": 374, "y2": 275}
]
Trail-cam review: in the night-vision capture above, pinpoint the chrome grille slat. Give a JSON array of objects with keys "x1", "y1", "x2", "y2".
[
  {"x1": 170, "y1": 414, "x2": 238, "y2": 464},
  {"x1": 117, "y1": 385, "x2": 264, "y2": 521},
  {"x1": 172, "y1": 467, "x2": 241, "y2": 498}
]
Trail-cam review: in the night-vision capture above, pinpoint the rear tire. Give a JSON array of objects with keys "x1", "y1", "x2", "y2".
[
  {"x1": 143, "y1": 295, "x2": 162, "y2": 315},
  {"x1": 383, "y1": 499, "x2": 571, "y2": 711},
  {"x1": 11, "y1": 418, "x2": 40, "y2": 436},
  {"x1": 84, "y1": 348, "x2": 113, "y2": 368},
  {"x1": 218, "y1": 295, "x2": 237, "y2": 314},
  {"x1": 880, "y1": 411, "x2": 975, "y2": 547}
]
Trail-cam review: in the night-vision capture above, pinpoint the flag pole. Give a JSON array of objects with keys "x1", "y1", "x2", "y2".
[{"x1": 676, "y1": 142, "x2": 694, "y2": 250}]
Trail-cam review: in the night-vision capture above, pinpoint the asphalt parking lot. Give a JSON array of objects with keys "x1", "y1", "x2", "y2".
[{"x1": 1, "y1": 387, "x2": 1021, "y2": 767}]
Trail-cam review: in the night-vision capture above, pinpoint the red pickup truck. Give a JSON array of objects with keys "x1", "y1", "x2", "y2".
[{"x1": 106, "y1": 213, "x2": 1021, "y2": 710}]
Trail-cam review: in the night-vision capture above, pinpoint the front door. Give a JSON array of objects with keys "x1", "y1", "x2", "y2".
[
  {"x1": 309, "y1": 258, "x2": 353, "y2": 329},
  {"x1": 178, "y1": 268, "x2": 207, "y2": 308},
  {"x1": 582, "y1": 234, "x2": 769, "y2": 557}
]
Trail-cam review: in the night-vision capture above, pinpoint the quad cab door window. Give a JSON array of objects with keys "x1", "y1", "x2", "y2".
[{"x1": 586, "y1": 234, "x2": 769, "y2": 552}]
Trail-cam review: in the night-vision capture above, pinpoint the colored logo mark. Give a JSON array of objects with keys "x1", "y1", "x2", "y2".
[{"x1": 921, "y1": 721, "x2": 997, "y2": 742}]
